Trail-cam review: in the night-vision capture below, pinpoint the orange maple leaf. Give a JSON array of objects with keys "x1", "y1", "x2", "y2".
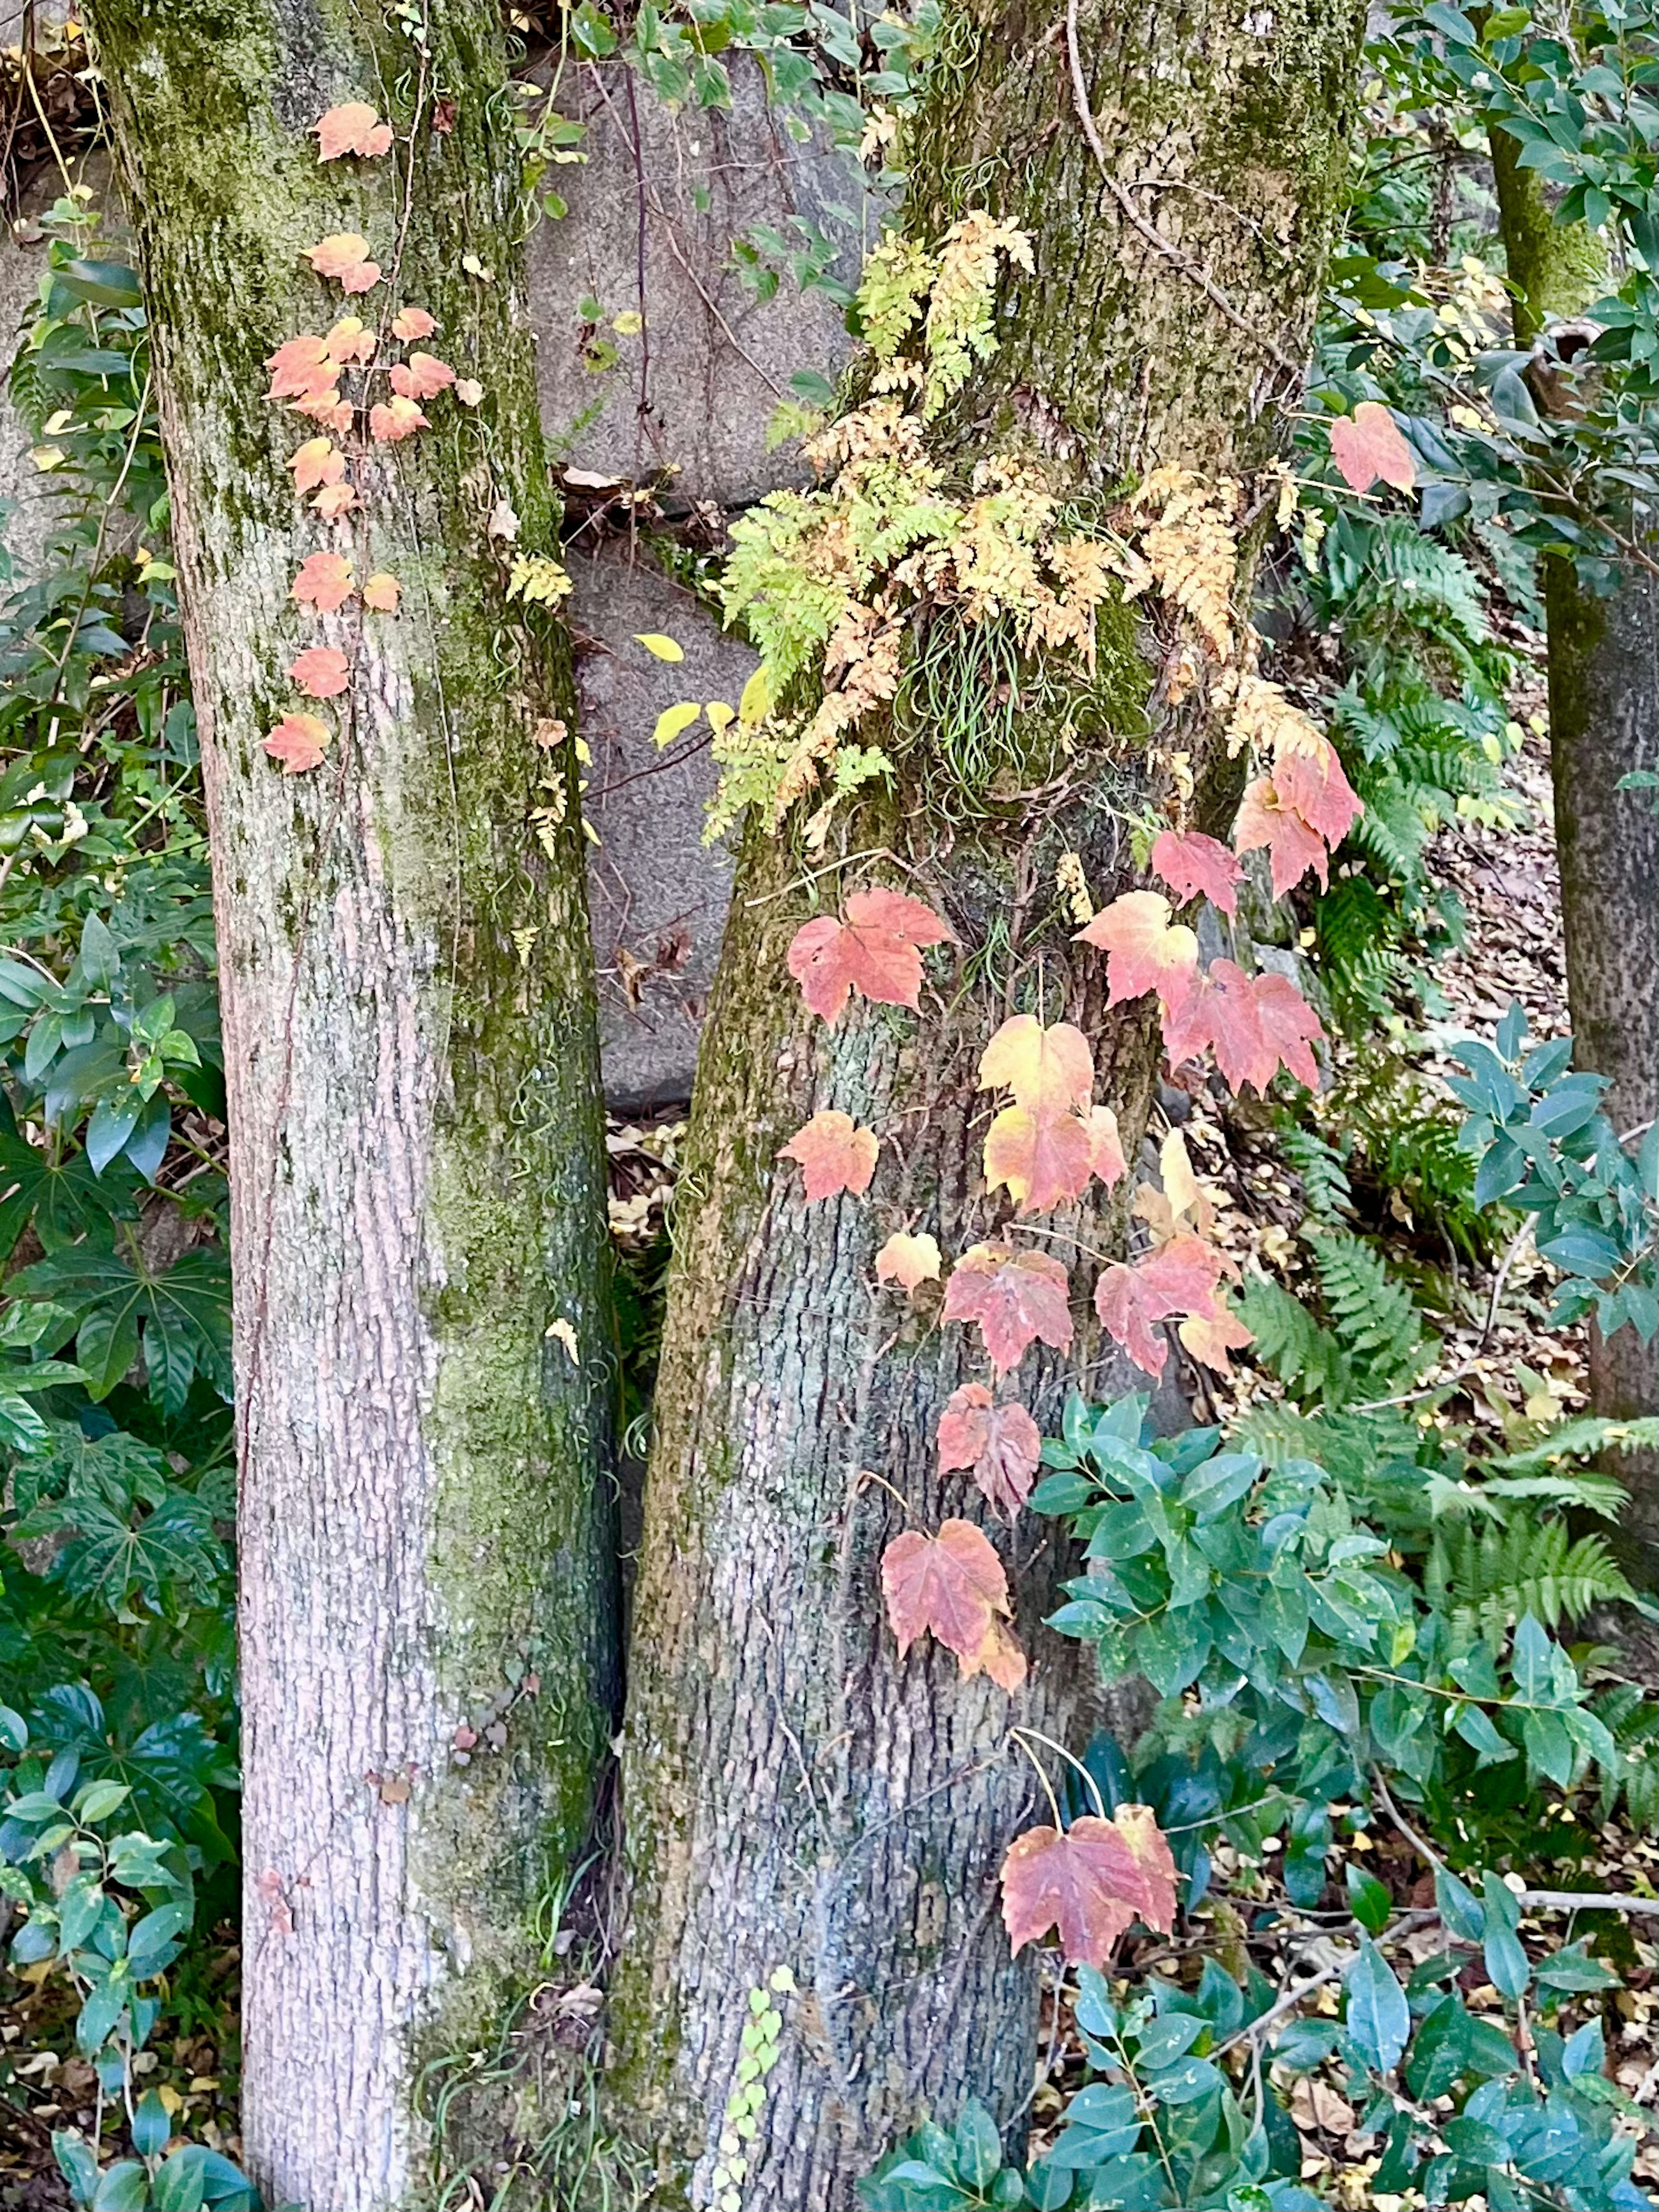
[
  {"x1": 291, "y1": 390, "x2": 353, "y2": 433},
  {"x1": 942, "y1": 1243, "x2": 1073, "y2": 1375},
  {"x1": 287, "y1": 645, "x2": 351, "y2": 699},
  {"x1": 1329, "y1": 400, "x2": 1416, "y2": 494},
  {"x1": 936, "y1": 1383, "x2": 1040, "y2": 1521},
  {"x1": 1149, "y1": 828, "x2": 1244, "y2": 918},
  {"x1": 1232, "y1": 776, "x2": 1331, "y2": 897},
  {"x1": 1177, "y1": 1304, "x2": 1255, "y2": 1373},
  {"x1": 311, "y1": 481, "x2": 360, "y2": 520},
  {"x1": 264, "y1": 334, "x2": 337, "y2": 403},
  {"x1": 1001, "y1": 1804, "x2": 1177, "y2": 1968},
  {"x1": 286, "y1": 437, "x2": 344, "y2": 493},
  {"x1": 264, "y1": 712, "x2": 331, "y2": 774},
  {"x1": 391, "y1": 305, "x2": 438, "y2": 341},
  {"x1": 778, "y1": 1110, "x2": 879, "y2": 1202},
  {"x1": 874, "y1": 1231, "x2": 941, "y2": 1292},
  {"x1": 1075, "y1": 891, "x2": 1199, "y2": 1008},
  {"x1": 880, "y1": 1520, "x2": 1027, "y2": 1691},
  {"x1": 291, "y1": 552, "x2": 354, "y2": 613},
  {"x1": 978, "y1": 1014, "x2": 1098, "y2": 1213},
  {"x1": 315, "y1": 101, "x2": 395, "y2": 160},
  {"x1": 308, "y1": 233, "x2": 380, "y2": 287},
  {"x1": 369, "y1": 395, "x2": 429, "y2": 443},
  {"x1": 1160, "y1": 960, "x2": 1322, "y2": 1096},
  {"x1": 362, "y1": 572, "x2": 401, "y2": 613},
  {"x1": 978, "y1": 1015, "x2": 1093, "y2": 1114},
  {"x1": 786, "y1": 887, "x2": 956, "y2": 1023},
  {"x1": 390, "y1": 352, "x2": 457, "y2": 402},
  {"x1": 324, "y1": 315, "x2": 377, "y2": 365},
  {"x1": 1084, "y1": 1104, "x2": 1127, "y2": 1190}
]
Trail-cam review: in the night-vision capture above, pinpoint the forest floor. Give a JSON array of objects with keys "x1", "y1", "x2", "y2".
[{"x1": 4, "y1": 678, "x2": 1657, "y2": 2204}]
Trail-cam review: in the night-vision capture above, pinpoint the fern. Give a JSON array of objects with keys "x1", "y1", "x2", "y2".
[
  {"x1": 1280, "y1": 1126, "x2": 1354, "y2": 1225},
  {"x1": 1592, "y1": 1683, "x2": 1659, "y2": 1831},
  {"x1": 1495, "y1": 1413, "x2": 1659, "y2": 1473},
  {"x1": 1237, "y1": 1273, "x2": 1353, "y2": 1404},
  {"x1": 1425, "y1": 1514, "x2": 1637, "y2": 1645},
  {"x1": 1308, "y1": 1231, "x2": 1428, "y2": 1386}
]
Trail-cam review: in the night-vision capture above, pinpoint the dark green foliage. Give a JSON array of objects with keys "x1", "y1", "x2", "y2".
[{"x1": 0, "y1": 197, "x2": 246, "y2": 2199}]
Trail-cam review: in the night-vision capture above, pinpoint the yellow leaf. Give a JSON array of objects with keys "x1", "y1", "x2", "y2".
[
  {"x1": 738, "y1": 666, "x2": 771, "y2": 725},
  {"x1": 705, "y1": 700, "x2": 735, "y2": 737},
  {"x1": 653, "y1": 701, "x2": 702, "y2": 749},
  {"x1": 612, "y1": 310, "x2": 644, "y2": 336},
  {"x1": 634, "y1": 632, "x2": 684, "y2": 663}
]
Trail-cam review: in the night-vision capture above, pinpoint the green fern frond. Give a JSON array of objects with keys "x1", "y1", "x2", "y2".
[
  {"x1": 1237, "y1": 1273, "x2": 1353, "y2": 1404},
  {"x1": 1308, "y1": 1231, "x2": 1429, "y2": 1386},
  {"x1": 1495, "y1": 1414, "x2": 1659, "y2": 1473},
  {"x1": 1427, "y1": 1514, "x2": 1636, "y2": 1644},
  {"x1": 1593, "y1": 1685, "x2": 1658, "y2": 1830},
  {"x1": 1281, "y1": 1126, "x2": 1355, "y2": 1225}
]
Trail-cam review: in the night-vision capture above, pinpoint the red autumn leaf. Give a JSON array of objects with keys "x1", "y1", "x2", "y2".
[
  {"x1": 291, "y1": 552, "x2": 354, "y2": 612},
  {"x1": 390, "y1": 351, "x2": 457, "y2": 401},
  {"x1": 874, "y1": 1231, "x2": 941, "y2": 1291},
  {"x1": 880, "y1": 1520, "x2": 1026, "y2": 1691},
  {"x1": 984, "y1": 1104, "x2": 1093, "y2": 1214},
  {"x1": 369, "y1": 395, "x2": 429, "y2": 443},
  {"x1": 1232, "y1": 776, "x2": 1331, "y2": 897},
  {"x1": 311, "y1": 481, "x2": 360, "y2": 520},
  {"x1": 265, "y1": 334, "x2": 337, "y2": 403},
  {"x1": 1000, "y1": 1803, "x2": 1178, "y2": 1968},
  {"x1": 287, "y1": 645, "x2": 351, "y2": 699},
  {"x1": 1328, "y1": 400, "x2": 1416, "y2": 494},
  {"x1": 936, "y1": 1383, "x2": 1040, "y2": 1521},
  {"x1": 1161, "y1": 960, "x2": 1322, "y2": 1096},
  {"x1": 786, "y1": 887, "x2": 956, "y2": 1022},
  {"x1": 391, "y1": 305, "x2": 438, "y2": 341},
  {"x1": 315, "y1": 101, "x2": 394, "y2": 160},
  {"x1": 362, "y1": 572, "x2": 401, "y2": 613},
  {"x1": 943, "y1": 1243, "x2": 1073, "y2": 1375},
  {"x1": 778, "y1": 1110, "x2": 879, "y2": 1202},
  {"x1": 324, "y1": 314, "x2": 377, "y2": 365},
  {"x1": 1084, "y1": 1104, "x2": 1127, "y2": 1189},
  {"x1": 287, "y1": 436, "x2": 344, "y2": 492},
  {"x1": 1075, "y1": 891, "x2": 1199, "y2": 1008},
  {"x1": 1149, "y1": 828, "x2": 1244, "y2": 918},
  {"x1": 1270, "y1": 728, "x2": 1362, "y2": 848},
  {"x1": 1093, "y1": 1232, "x2": 1234, "y2": 1379},
  {"x1": 264, "y1": 711, "x2": 331, "y2": 774}
]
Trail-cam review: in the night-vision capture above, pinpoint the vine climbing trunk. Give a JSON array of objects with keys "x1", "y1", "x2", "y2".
[
  {"x1": 91, "y1": 6, "x2": 617, "y2": 2205},
  {"x1": 1490, "y1": 135, "x2": 1659, "y2": 1556},
  {"x1": 608, "y1": 1, "x2": 1363, "y2": 2200}
]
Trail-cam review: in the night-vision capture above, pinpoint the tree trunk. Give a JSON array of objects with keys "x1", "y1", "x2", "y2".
[
  {"x1": 607, "y1": 1, "x2": 1363, "y2": 2200},
  {"x1": 91, "y1": 6, "x2": 618, "y2": 2203},
  {"x1": 1488, "y1": 128, "x2": 1659, "y2": 1556},
  {"x1": 1544, "y1": 552, "x2": 1659, "y2": 1555}
]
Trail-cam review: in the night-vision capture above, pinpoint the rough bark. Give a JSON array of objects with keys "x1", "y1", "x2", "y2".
[
  {"x1": 607, "y1": 0, "x2": 1364, "y2": 2201},
  {"x1": 91, "y1": 5, "x2": 618, "y2": 2204},
  {"x1": 1489, "y1": 132, "x2": 1658, "y2": 1556},
  {"x1": 1545, "y1": 553, "x2": 1659, "y2": 1556}
]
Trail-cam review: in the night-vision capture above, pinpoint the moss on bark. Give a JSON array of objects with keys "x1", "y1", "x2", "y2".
[
  {"x1": 90, "y1": 3, "x2": 617, "y2": 2204},
  {"x1": 608, "y1": 0, "x2": 1365, "y2": 2201}
]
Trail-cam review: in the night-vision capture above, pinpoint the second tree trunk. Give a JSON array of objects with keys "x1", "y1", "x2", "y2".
[{"x1": 610, "y1": 0, "x2": 1364, "y2": 2199}]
